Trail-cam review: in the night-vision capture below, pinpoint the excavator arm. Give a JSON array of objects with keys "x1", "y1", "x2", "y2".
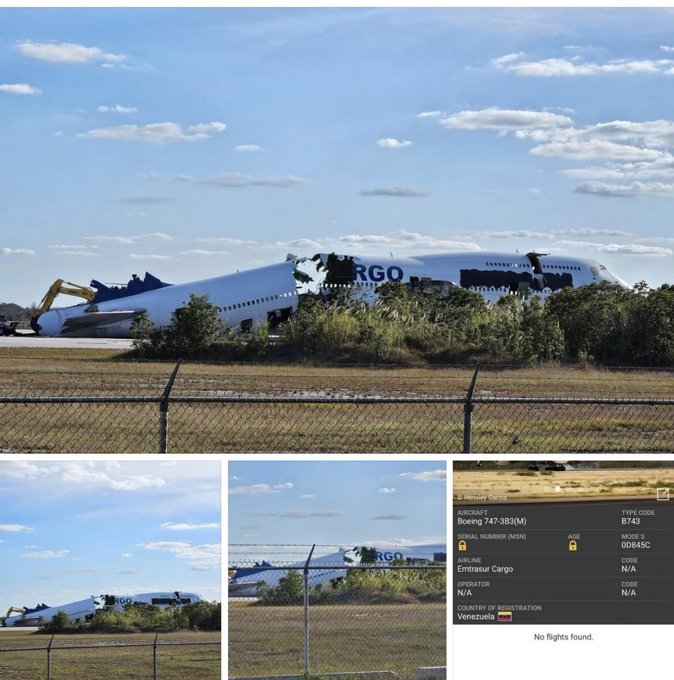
[{"x1": 33, "y1": 279, "x2": 96, "y2": 318}]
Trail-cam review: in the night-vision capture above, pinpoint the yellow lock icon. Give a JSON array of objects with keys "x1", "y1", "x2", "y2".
[
  {"x1": 568, "y1": 539, "x2": 578, "y2": 551},
  {"x1": 458, "y1": 540, "x2": 467, "y2": 552}
]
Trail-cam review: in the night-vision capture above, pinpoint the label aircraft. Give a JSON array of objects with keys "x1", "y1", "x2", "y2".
[
  {"x1": 2, "y1": 591, "x2": 201, "y2": 627},
  {"x1": 228, "y1": 544, "x2": 446, "y2": 597},
  {"x1": 31, "y1": 250, "x2": 627, "y2": 338}
]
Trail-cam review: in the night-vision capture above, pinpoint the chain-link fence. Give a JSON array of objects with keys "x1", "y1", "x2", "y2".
[
  {"x1": 0, "y1": 633, "x2": 220, "y2": 680},
  {"x1": 229, "y1": 547, "x2": 446, "y2": 679},
  {"x1": 1, "y1": 362, "x2": 672, "y2": 452}
]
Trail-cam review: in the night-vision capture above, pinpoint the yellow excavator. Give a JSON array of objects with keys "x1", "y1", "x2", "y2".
[
  {"x1": 1, "y1": 606, "x2": 25, "y2": 626},
  {"x1": 33, "y1": 279, "x2": 96, "y2": 317},
  {"x1": 31, "y1": 279, "x2": 96, "y2": 333}
]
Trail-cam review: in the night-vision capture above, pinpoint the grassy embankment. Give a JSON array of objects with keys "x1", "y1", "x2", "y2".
[
  {"x1": 0, "y1": 630, "x2": 220, "y2": 680},
  {"x1": 228, "y1": 601, "x2": 446, "y2": 678},
  {"x1": 1, "y1": 348, "x2": 672, "y2": 452}
]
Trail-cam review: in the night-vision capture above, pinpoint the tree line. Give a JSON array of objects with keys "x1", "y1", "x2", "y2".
[{"x1": 131, "y1": 282, "x2": 674, "y2": 367}]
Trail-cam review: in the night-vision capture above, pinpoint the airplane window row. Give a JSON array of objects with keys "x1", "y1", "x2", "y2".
[
  {"x1": 543, "y1": 264, "x2": 581, "y2": 271},
  {"x1": 222, "y1": 290, "x2": 296, "y2": 312},
  {"x1": 485, "y1": 262, "x2": 530, "y2": 268}
]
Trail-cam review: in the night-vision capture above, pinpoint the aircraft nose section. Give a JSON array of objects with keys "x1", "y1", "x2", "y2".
[{"x1": 32, "y1": 309, "x2": 64, "y2": 337}]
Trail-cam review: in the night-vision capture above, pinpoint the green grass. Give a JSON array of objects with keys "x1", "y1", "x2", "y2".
[
  {"x1": 0, "y1": 631, "x2": 220, "y2": 680},
  {"x1": 0, "y1": 349, "x2": 672, "y2": 452},
  {"x1": 228, "y1": 601, "x2": 445, "y2": 679}
]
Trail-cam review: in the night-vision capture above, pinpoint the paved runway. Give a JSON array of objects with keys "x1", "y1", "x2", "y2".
[{"x1": 0, "y1": 335, "x2": 133, "y2": 350}]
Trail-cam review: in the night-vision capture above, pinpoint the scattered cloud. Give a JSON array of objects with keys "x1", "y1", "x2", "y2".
[
  {"x1": 554, "y1": 240, "x2": 672, "y2": 255},
  {"x1": 129, "y1": 254, "x2": 173, "y2": 261},
  {"x1": 85, "y1": 232, "x2": 174, "y2": 243},
  {"x1": 114, "y1": 197, "x2": 175, "y2": 205},
  {"x1": 21, "y1": 549, "x2": 70, "y2": 559},
  {"x1": 336, "y1": 230, "x2": 480, "y2": 251},
  {"x1": 0, "y1": 83, "x2": 42, "y2": 95},
  {"x1": 17, "y1": 40, "x2": 126, "y2": 64},
  {"x1": 360, "y1": 187, "x2": 429, "y2": 197},
  {"x1": 371, "y1": 514, "x2": 408, "y2": 520},
  {"x1": 121, "y1": 553, "x2": 134, "y2": 558},
  {"x1": 196, "y1": 237, "x2": 258, "y2": 246},
  {"x1": 378, "y1": 487, "x2": 396, "y2": 494},
  {"x1": 0, "y1": 248, "x2": 36, "y2": 255},
  {"x1": 195, "y1": 173, "x2": 306, "y2": 188},
  {"x1": 574, "y1": 180, "x2": 674, "y2": 197},
  {"x1": 139, "y1": 541, "x2": 220, "y2": 571},
  {"x1": 235, "y1": 144, "x2": 263, "y2": 152},
  {"x1": 489, "y1": 51, "x2": 674, "y2": 77},
  {"x1": 377, "y1": 137, "x2": 412, "y2": 149},
  {"x1": 0, "y1": 523, "x2": 34, "y2": 532},
  {"x1": 160, "y1": 521, "x2": 220, "y2": 531},
  {"x1": 279, "y1": 511, "x2": 344, "y2": 518},
  {"x1": 181, "y1": 249, "x2": 229, "y2": 256},
  {"x1": 487, "y1": 230, "x2": 552, "y2": 239},
  {"x1": 230, "y1": 482, "x2": 294, "y2": 495},
  {"x1": 400, "y1": 469, "x2": 446, "y2": 482},
  {"x1": 98, "y1": 104, "x2": 138, "y2": 114},
  {"x1": 417, "y1": 110, "x2": 444, "y2": 119},
  {"x1": 439, "y1": 107, "x2": 573, "y2": 131},
  {"x1": 300, "y1": 494, "x2": 316, "y2": 498},
  {"x1": 78, "y1": 121, "x2": 226, "y2": 143}
]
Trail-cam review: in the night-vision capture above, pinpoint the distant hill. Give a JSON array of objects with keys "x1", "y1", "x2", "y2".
[{"x1": 0, "y1": 302, "x2": 32, "y2": 324}]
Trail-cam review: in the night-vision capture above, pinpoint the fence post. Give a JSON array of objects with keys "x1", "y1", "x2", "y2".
[
  {"x1": 46, "y1": 634, "x2": 54, "y2": 680},
  {"x1": 153, "y1": 633, "x2": 159, "y2": 680},
  {"x1": 158, "y1": 359, "x2": 182, "y2": 453},
  {"x1": 463, "y1": 364, "x2": 479, "y2": 453},
  {"x1": 303, "y1": 544, "x2": 316, "y2": 679}
]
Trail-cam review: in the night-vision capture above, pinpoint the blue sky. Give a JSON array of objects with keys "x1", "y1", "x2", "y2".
[
  {"x1": 3, "y1": 8, "x2": 674, "y2": 306},
  {"x1": 0, "y1": 460, "x2": 221, "y2": 613},
  {"x1": 229, "y1": 460, "x2": 446, "y2": 564}
]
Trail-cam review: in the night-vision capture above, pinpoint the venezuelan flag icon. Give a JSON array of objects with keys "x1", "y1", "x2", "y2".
[{"x1": 498, "y1": 611, "x2": 512, "y2": 622}]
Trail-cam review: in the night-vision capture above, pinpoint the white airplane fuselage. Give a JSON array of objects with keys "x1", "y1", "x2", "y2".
[
  {"x1": 33, "y1": 251, "x2": 627, "y2": 338},
  {"x1": 2, "y1": 591, "x2": 202, "y2": 627}
]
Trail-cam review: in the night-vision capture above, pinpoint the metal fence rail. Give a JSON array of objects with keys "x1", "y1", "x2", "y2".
[
  {"x1": 228, "y1": 551, "x2": 446, "y2": 679},
  {"x1": 0, "y1": 634, "x2": 221, "y2": 680},
  {"x1": 0, "y1": 363, "x2": 672, "y2": 452}
]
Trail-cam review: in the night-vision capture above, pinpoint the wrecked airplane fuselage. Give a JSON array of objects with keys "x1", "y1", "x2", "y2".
[
  {"x1": 33, "y1": 259, "x2": 306, "y2": 338},
  {"x1": 32, "y1": 250, "x2": 627, "y2": 338}
]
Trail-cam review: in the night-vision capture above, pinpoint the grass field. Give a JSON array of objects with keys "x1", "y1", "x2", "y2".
[
  {"x1": 453, "y1": 468, "x2": 674, "y2": 502},
  {"x1": 228, "y1": 601, "x2": 446, "y2": 678},
  {"x1": 0, "y1": 348, "x2": 672, "y2": 452},
  {"x1": 0, "y1": 630, "x2": 220, "y2": 680}
]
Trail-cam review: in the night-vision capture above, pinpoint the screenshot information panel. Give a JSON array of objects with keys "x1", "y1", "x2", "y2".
[{"x1": 452, "y1": 461, "x2": 673, "y2": 680}]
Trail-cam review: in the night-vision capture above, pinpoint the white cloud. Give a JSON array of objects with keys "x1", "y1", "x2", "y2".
[
  {"x1": 490, "y1": 51, "x2": 673, "y2": 77},
  {"x1": 487, "y1": 230, "x2": 552, "y2": 239},
  {"x1": 360, "y1": 187, "x2": 429, "y2": 197},
  {"x1": 160, "y1": 521, "x2": 220, "y2": 531},
  {"x1": 235, "y1": 144, "x2": 263, "y2": 152},
  {"x1": 196, "y1": 237, "x2": 258, "y2": 246},
  {"x1": 400, "y1": 469, "x2": 446, "y2": 482},
  {"x1": 139, "y1": 541, "x2": 220, "y2": 571},
  {"x1": 121, "y1": 552, "x2": 134, "y2": 558},
  {"x1": 110, "y1": 475, "x2": 166, "y2": 491},
  {"x1": 531, "y1": 139, "x2": 665, "y2": 162},
  {"x1": 17, "y1": 40, "x2": 125, "y2": 64},
  {"x1": 336, "y1": 230, "x2": 481, "y2": 251},
  {"x1": 230, "y1": 483, "x2": 293, "y2": 495},
  {"x1": 85, "y1": 232, "x2": 174, "y2": 244},
  {"x1": 440, "y1": 107, "x2": 573, "y2": 131},
  {"x1": 21, "y1": 549, "x2": 70, "y2": 559},
  {"x1": 0, "y1": 248, "x2": 35, "y2": 255},
  {"x1": 98, "y1": 104, "x2": 138, "y2": 114},
  {"x1": 555, "y1": 228, "x2": 632, "y2": 237},
  {"x1": 574, "y1": 181, "x2": 674, "y2": 197},
  {"x1": 196, "y1": 173, "x2": 306, "y2": 188},
  {"x1": 280, "y1": 511, "x2": 343, "y2": 518},
  {"x1": 78, "y1": 121, "x2": 226, "y2": 143},
  {"x1": 0, "y1": 83, "x2": 42, "y2": 95},
  {"x1": 129, "y1": 254, "x2": 173, "y2": 261},
  {"x1": 554, "y1": 239, "x2": 672, "y2": 255},
  {"x1": 371, "y1": 514, "x2": 408, "y2": 520},
  {"x1": 378, "y1": 487, "x2": 396, "y2": 494},
  {"x1": 300, "y1": 494, "x2": 315, "y2": 498},
  {"x1": 417, "y1": 110, "x2": 444, "y2": 119},
  {"x1": 0, "y1": 523, "x2": 34, "y2": 532},
  {"x1": 181, "y1": 249, "x2": 229, "y2": 256},
  {"x1": 377, "y1": 138, "x2": 412, "y2": 149}
]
